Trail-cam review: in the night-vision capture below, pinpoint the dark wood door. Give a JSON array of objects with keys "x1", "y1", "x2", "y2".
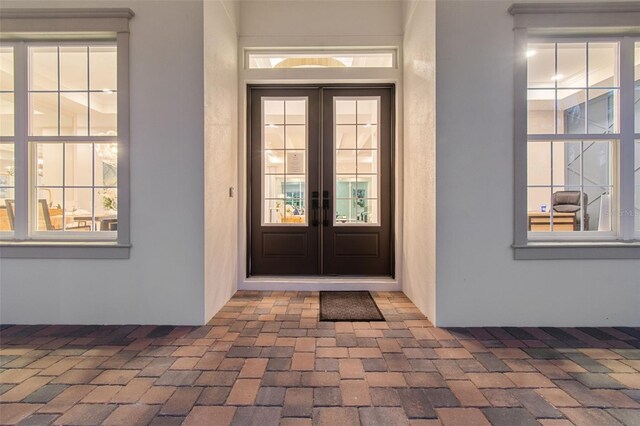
[
  {"x1": 322, "y1": 87, "x2": 394, "y2": 275},
  {"x1": 248, "y1": 85, "x2": 394, "y2": 277},
  {"x1": 249, "y1": 87, "x2": 320, "y2": 275}
]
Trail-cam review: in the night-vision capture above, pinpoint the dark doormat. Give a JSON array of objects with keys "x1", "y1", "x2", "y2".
[{"x1": 319, "y1": 291, "x2": 385, "y2": 321}]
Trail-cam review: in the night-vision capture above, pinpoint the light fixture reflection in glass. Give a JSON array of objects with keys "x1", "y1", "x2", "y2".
[{"x1": 95, "y1": 143, "x2": 118, "y2": 168}]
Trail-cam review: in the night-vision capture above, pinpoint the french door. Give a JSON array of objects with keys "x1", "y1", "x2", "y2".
[{"x1": 248, "y1": 85, "x2": 394, "y2": 276}]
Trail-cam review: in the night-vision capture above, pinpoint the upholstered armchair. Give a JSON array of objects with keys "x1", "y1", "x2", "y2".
[{"x1": 552, "y1": 191, "x2": 589, "y2": 231}]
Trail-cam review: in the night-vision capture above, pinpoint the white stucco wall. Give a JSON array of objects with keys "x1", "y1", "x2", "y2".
[
  {"x1": 435, "y1": 0, "x2": 640, "y2": 326},
  {"x1": 402, "y1": 1, "x2": 437, "y2": 322},
  {"x1": 239, "y1": 0, "x2": 403, "y2": 39},
  {"x1": 0, "y1": 0, "x2": 207, "y2": 325},
  {"x1": 204, "y1": 0, "x2": 239, "y2": 321}
]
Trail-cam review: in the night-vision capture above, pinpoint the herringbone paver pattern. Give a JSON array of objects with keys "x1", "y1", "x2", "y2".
[{"x1": 1, "y1": 291, "x2": 639, "y2": 425}]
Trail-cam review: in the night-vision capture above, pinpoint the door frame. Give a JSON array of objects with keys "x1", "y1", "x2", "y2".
[
  {"x1": 237, "y1": 42, "x2": 403, "y2": 291},
  {"x1": 246, "y1": 84, "x2": 396, "y2": 278}
]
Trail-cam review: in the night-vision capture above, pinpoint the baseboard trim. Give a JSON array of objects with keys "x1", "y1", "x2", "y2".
[{"x1": 239, "y1": 277, "x2": 401, "y2": 292}]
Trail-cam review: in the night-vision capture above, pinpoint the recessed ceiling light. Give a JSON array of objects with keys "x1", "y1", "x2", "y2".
[
  {"x1": 526, "y1": 50, "x2": 537, "y2": 58},
  {"x1": 551, "y1": 74, "x2": 564, "y2": 81}
]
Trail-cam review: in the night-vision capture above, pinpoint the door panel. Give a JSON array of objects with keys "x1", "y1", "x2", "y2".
[
  {"x1": 248, "y1": 85, "x2": 393, "y2": 277},
  {"x1": 322, "y1": 88, "x2": 393, "y2": 276},
  {"x1": 249, "y1": 87, "x2": 320, "y2": 275}
]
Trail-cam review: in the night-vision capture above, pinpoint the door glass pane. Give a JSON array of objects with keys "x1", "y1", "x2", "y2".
[
  {"x1": 264, "y1": 150, "x2": 285, "y2": 174},
  {"x1": 334, "y1": 97, "x2": 380, "y2": 225},
  {"x1": 336, "y1": 125, "x2": 356, "y2": 149},
  {"x1": 286, "y1": 100, "x2": 306, "y2": 125},
  {"x1": 265, "y1": 125, "x2": 284, "y2": 149},
  {"x1": 264, "y1": 100, "x2": 284, "y2": 125},
  {"x1": 336, "y1": 150, "x2": 356, "y2": 174},
  {"x1": 335, "y1": 100, "x2": 356, "y2": 124},
  {"x1": 357, "y1": 100, "x2": 378, "y2": 124},
  {"x1": 285, "y1": 150, "x2": 305, "y2": 174},
  {"x1": 285, "y1": 125, "x2": 305, "y2": 149},
  {"x1": 357, "y1": 150, "x2": 378, "y2": 174},
  {"x1": 357, "y1": 125, "x2": 377, "y2": 148},
  {"x1": 262, "y1": 98, "x2": 307, "y2": 225}
]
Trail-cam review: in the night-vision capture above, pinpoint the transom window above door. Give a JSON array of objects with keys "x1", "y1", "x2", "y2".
[{"x1": 246, "y1": 49, "x2": 396, "y2": 70}]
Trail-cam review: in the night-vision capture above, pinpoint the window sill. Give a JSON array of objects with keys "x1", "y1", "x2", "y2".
[
  {"x1": 0, "y1": 241, "x2": 131, "y2": 259},
  {"x1": 513, "y1": 241, "x2": 640, "y2": 260}
]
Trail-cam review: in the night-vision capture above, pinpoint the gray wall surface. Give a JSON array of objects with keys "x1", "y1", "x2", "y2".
[
  {"x1": 435, "y1": 0, "x2": 640, "y2": 326},
  {"x1": 0, "y1": 0, "x2": 207, "y2": 325}
]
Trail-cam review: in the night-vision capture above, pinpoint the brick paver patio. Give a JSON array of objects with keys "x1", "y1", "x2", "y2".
[{"x1": 1, "y1": 291, "x2": 639, "y2": 425}]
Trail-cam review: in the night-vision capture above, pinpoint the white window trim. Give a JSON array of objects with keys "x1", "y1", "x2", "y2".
[
  {"x1": 510, "y1": 2, "x2": 640, "y2": 259},
  {"x1": 0, "y1": 8, "x2": 133, "y2": 259}
]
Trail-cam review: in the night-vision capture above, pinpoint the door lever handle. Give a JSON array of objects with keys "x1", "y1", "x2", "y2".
[
  {"x1": 322, "y1": 190, "x2": 330, "y2": 226},
  {"x1": 311, "y1": 191, "x2": 319, "y2": 227}
]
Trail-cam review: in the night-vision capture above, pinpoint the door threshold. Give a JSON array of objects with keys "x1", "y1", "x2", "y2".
[{"x1": 240, "y1": 276, "x2": 400, "y2": 291}]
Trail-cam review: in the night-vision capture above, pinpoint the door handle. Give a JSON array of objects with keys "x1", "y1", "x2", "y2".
[
  {"x1": 311, "y1": 191, "x2": 319, "y2": 226},
  {"x1": 322, "y1": 190, "x2": 330, "y2": 226}
]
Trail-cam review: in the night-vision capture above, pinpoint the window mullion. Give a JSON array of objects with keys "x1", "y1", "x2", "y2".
[
  {"x1": 13, "y1": 42, "x2": 28, "y2": 240},
  {"x1": 619, "y1": 37, "x2": 635, "y2": 241}
]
